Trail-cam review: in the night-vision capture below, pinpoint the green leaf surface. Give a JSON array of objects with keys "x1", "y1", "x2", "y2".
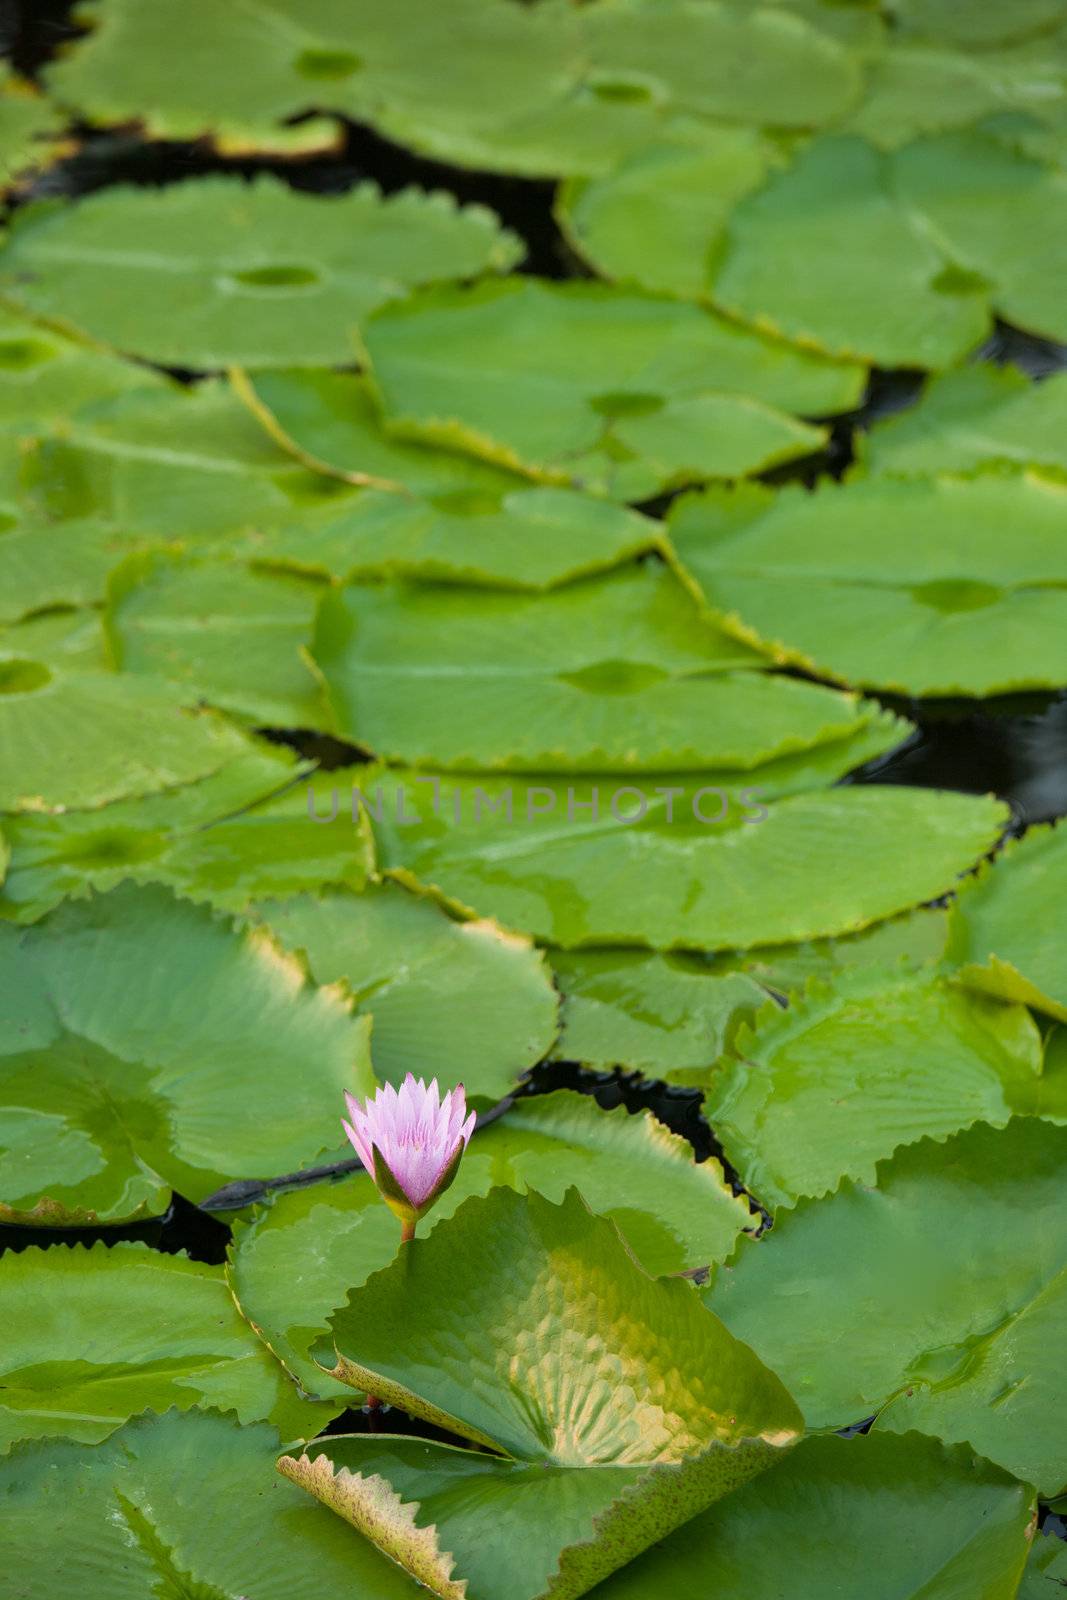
[
  {"x1": 282, "y1": 1186, "x2": 800, "y2": 1600},
  {"x1": 0, "y1": 177, "x2": 521, "y2": 368},
  {"x1": 708, "y1": 1117, "x2": 1067, "y2": 1493},
  {"x1": 550, "y1": 948, "x2": 765, "y2": 1078},
  {"x1": 723, "y1": 903, "x2": 952, "y2": 996},
  {"x1": 706, "y1": 968, "x2": 1044, "y2": 1209},
  {"x1": 947, "y1": 826, "x2": 1067, "y2": 1022},
  {"x1": 0, "y1": 74, "x2": 69, "y2": 187},
  {"x1": 370, "y1": 767, "x2": 1003, "y2": 950},
  {"x1": 361, "y1": 279, "x2": 863, "y2": 500},
  {"x1": 106, "y1": 549, "x2": 330, "y2": 728},
  {"x1": 47, "y1": 0, "x2": 861, "y2": 177},
  {"x1": 597, "y1": 1431, "x2": 1035, "y2": 1600},
  {"x1": 865, "y1": 363, "x2": 1067, "y2": 479},
  {"x1": 888, "y1": 0, "x2": 1067, "y2": 46},
  {"x1": 229, "y1": 1089, "x2": 752, "y2": 1398},
  {"x1": 0, "y1": 1242, "x2": 336, "y2": 1450},
  {"x1": 1019, "y1": 1534, "x2": 1067, "y2": 1600},
  {"x1": 0, "y1": 1408, "x2": 420, "y2": 1600},
  {"x1": 0, "y1": 515, "x2": 143, "y2": 624},
  {"x1": 670, "y1": 474, "x2": 1067, "y2": 694},
  {"x1": 0, "y1": 303, "x2": 165, "y2": 444},
  {"x1": 247, "y1": 880, "x2": 559, "y2": 1097},
  {"x1": 0, "y1": 882, "x2": 374, "y2": 1223},
  {"x1": 312, "y1": 562, "x2": 895, "y2": 772}
]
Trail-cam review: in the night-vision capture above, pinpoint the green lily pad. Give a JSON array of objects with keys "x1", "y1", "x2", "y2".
[
  {"x1": 0, "y1": 177, "x2": 521, "y2": 369},
  {"x1": 312, "y1": 562, "x2": 895, "y2": 772},
  {"x1": 106, "y1": 549, "x2": 330, "y2": 728},
  {"x1": 708, "y1": 1117, "x2": 1067, "y2": 1494},
  {"x1": 0, "y1": 304, "x2": 165, "y2": 445},
  {"x1": 948, "y1": 824, "x2": 1067, "y2": 1023},
  {"x1": 0, "y1": 882, "x2": 374, "y2": 1224},
  {"x1": 0, "y1": 515, "x2": 144, "y2": 624},
  {"x1": 0, "y1": 743, "x2": 374, "y2": 923},
  {"x1": 46, "y1": 0, "x2": 861, "y2": 177},
  {"x1": 1020, "y1": 1533, "x2": 1067, "y2": 1599},
  {"x1": 370, "y1": 766, "x2": 1004, "y2": 950},
  {"x1": 229, "y1": 1089, "x2": 753, "y2": 1399},
  {"x1": 888, "y1": 0, "x2": 1066, "y2": 47},
  {"x1": 0, "y1": 1409, "x2": 420, "y2": 1600},
  {"x1": 280, "y1": 1186, "x2": 801, "y2": 1600},
  {"x1": 550, "y1": 948, "x2": 765, "y2": 1077},
  {"x1": 721, "y1": 903, "x2": 952, "y2": 996},
  {"x1": 706, "y1": 968, "x2": 1044, "y2": 1209},
  {"x1": 865, "y1": 362, "x2": 1067, "y2": 478},
  {"x1": 361, "y1": 279, "x2": 864, "y2": 500},
  {"x1": 0, "y1": 74, "x2": 69, "y2": 188},
  {"x1": 670, "y1": 474, "x2": 1067, "y2": 695},
  {"x1": 0, "y1": 1242, "x2": 337, "y2": 1451},
  {"x1": 597, "y1": 1431, "x2": 1036, "y2": 1600},
  {"x1": 246, "y1": 880, "x2": 559, "y2": 1098}
]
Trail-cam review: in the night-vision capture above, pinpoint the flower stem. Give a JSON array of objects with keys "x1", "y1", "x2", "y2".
[{"x1": 401, "y1": 1217, "x2": 417, "y2": 1245}]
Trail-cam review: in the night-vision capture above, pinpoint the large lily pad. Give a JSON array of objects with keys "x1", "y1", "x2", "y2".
[
  {"x1": 280, "y1": 1186, "x2": 801, "y2": 1600},
  {"x1": 106, "y1": 549, "x2": 330, "y2": 728},
  {"x1": 0, "y1": 744, "x2": 374, "y2": 922},
  {"x1": 0, "y1": 1242, "x2": 337, "y2": 1451},
  {"x1": 947, "y1": 824, "x2": 1067, "y2": 1023},
  {"x1": 597, "y1": 1430, "x2": 1035, "y2": 1600},
  {"x1": 708, "y1": 1117, "x2": 1067, "y2": 1494},
  {"x1": 311, "y1": 562, "x2": 895, "y2": 772},
  {"x1": 0, "y1": 177, "x2": 521, "y2": 369},
  {"x1": 1, "y1": 1409, "x2": 419, "y2": 1600},
  {"x1": 706, "y1": 968, "x2": 1044, "y2": 1209},
  {"x1": 246, "y1": 881, "x2": 559, "y2": 1098},
  {"x1": 229, "y1": 1089, "x2": 753, "y2": 1399},
  {"x1": 550, "y1": 948, "x2": 765, "y2": 1077},
  {"x1": 46, "y1": 0, "x2": 861, "y2": 177},
  {"x1": 361, "y1": 279, "x2": 864, "y2": 500},
  {"x1": 0, "y1": 882, "x2": 374, "y2": 1224},
  {"x1": 0, "y1": 515, "x2": 145, "y2": 625},
  {"x1": 370, "y1": 767, "x2": 1004, "y2": 950},
  {"x1": 670, "y1": 474, "x2": 1067, "y2": 695}
]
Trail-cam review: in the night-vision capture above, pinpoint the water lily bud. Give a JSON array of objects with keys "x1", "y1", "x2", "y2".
[{"x1": 342, "y1": 1074, "x2": 476, "y2": 1239}]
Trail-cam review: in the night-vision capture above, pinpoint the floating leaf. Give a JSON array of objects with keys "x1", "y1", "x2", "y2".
[
  {"x1": 670, "y1": 475, "x2": 1067, "y2": 695},
  {"x1": 947, "y1": 825, "x2": 1067, "y2": 1021},
  {"x1": 47, "y1": 0, "x2": 860, "y2": 177},
  {"x1": 370, "y1": 766, "x2": 1003, "y2": 950},
  {"x1": 865, "y1": 362, "x2": 1067, "y2": 478},
  {"x1": 0, "y1": 74, "x2": 69, "y2": 188},
  {"x1": 0, "y1": 1242, "x2": 337, "y2": 1450},
  {"x1": 229, "y1": 1089, "x2": 752, "y2": 1398},
  {"x1": 0, "y1": 177, "x2": 522, "y2": 369},
  {"x1": 725, "y1": 904, "x2": 952, "y2": 997},
  {"x1": 888, "y1": 0, "x2": 1066, "y2": 47},
  {"x1": 312, "y1": 562, "x2": 895, "y2": 772},
  {"x1": 280, "y1": 1187, "x2": 801, "y2": 1600},
  {"x1": 1020, "y1": 1534, "x2": 1067, "y2": 1599},
  {"x1": 247, "y1": 880, "x2": 559, "y2": 1098},
  {"x1": 550, "y1": 948, "x2": 765, "y2": 1078},
  {"x1": 708, "y1": 1118, "x2": 1067, "y2": 1494},
  {"x1": 706, "y1": 968, "x2": 1044, "y2": 1209},
  {"x1": 597, "y1": 1431, "x2": 1035, "y2": 1600},
  {"x1": 0, "y1": 303, "x2": 166, "y2": 438},
  {"x1": 0, "y1": 515, "x2": 143, "y2": 624},
  {"x1": 361, "y1": 279, "x2": 863, "y2": 500},
  {"x1": 0, "y1": 743, "x2": 374, "y2": 922},
  {"x1": 106, "y1": 549, "x2": 330, "y2": 728},
  {"x1": 1, "y1": 1409, "x2": 420, "y2": 1600},
  {"x1": 0, "y1": 882, "x2": 374, "y2": 1224}
]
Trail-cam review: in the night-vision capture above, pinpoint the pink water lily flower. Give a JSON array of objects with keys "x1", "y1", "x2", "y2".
[{"x1": 343, "y1": 1074, "x2": 476, "y2": 1239}]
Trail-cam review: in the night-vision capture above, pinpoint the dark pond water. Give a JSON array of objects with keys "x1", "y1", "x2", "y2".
[{"x1": 3, "y1": 0, "x2": 1067, "y2": 1475}]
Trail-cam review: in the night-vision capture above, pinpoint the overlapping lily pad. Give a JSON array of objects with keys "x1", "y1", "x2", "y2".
[
  {"x1": 0, "y1": 1242, "x2": 337, "y2": 1450},
  {"x1": 1021, "y1": 1534, "x2": 1067, "y2": 1598},
  {"x1": 947, "y1": 824, "x2": 1067, "y2": 1023},
  {"x1": 361, "y1": 279, "x2": 863, "y2": 500},
  {"x1": 0, "y1": 74, "x2": 69, "y2": 188},
  {"x1": 550, "y1": 948, "x2": 765, "y2": 1077},
  {"x1": 312, "y1": 561, "x2": 895, "y2": 771},
  {"x1": 706, "y1": 968, "x2": 1044, "y2": 1209},
  {"x1": 1, "y1": 1409, "x2": 419, "y2": 1600},
  {"x1": 865, "y1": 363, "x2": 1067, "y2": 478},
  {"x1": 280, "y1": 1186, "x2": 801, "y2": 1600},
  {"x1": 229, "y1": 1090, "x2": 752, "y2": 1399},
  {"x1": 597, "y1": 1430, "x2": 1036, "y2": 1600},
  {"x1": 47, "y1": 0, "x2": 863, "y2": 177},
  {"x1": 0, "y1": 177, "x2": 522, "y2": 369},
  {"x1": 670, "y1": 475, "x2": 1067, "y2": 695},
  {"x1": 247, "y1": 881, "x2": 559, "y2": 1097},
  {"x1": 0, "y1": 882, "x2": 374, "y2": 1224},
  {"x1": 708, "y1": 1117, "x2": 1067, "y2": 1494},
  {"x1": 370, "y1": 764, "x2": 1003, "y2": 950}
]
